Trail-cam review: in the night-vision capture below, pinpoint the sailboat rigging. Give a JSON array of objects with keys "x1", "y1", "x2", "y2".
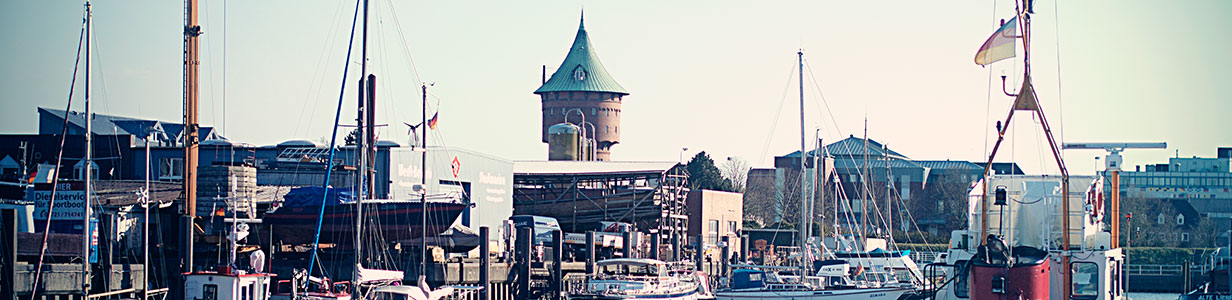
[{"x1": 712, "y1": 51, "x2": 914, "y2": 300}]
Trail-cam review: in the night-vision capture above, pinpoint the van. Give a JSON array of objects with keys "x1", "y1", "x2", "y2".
[{"x1": 509, "y1": 215, "x2": 560, "y2": 245}]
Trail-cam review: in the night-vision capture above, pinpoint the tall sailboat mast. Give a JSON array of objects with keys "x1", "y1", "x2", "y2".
[
  {"x1": 884, "y1": 144, "x2": 891, "y2": 236},
  {"x1": 796, "y1": 50, "x2": 807, "y2": 277},
  {"x1": 419, "y1": 83, "x2": 428, "y2": 279},
  {"x1": 181, "y1": 0, "x2": 201, "y2": 281},
  {"x1": 354, "y1": 0, "x2": 370, "y2": 292},
  {"x1": 81, "y1": 1, "x2": 93, "y2": 296}
]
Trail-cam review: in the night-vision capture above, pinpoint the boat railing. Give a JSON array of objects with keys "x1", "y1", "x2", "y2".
[
  {"x1": 909, "y1": 251, "x2": 942, "y2": 263},
  {"x1": 1126, "y1": 264, "x2": 1186, "y2": 276}
]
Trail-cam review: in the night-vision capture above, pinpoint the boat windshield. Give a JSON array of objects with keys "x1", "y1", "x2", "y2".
[{"x1": 599, "y1": 263, "x2": 661, "y2": 277}]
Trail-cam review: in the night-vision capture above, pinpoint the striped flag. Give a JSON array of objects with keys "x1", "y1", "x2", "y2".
[
  {"x1": 974, "y1": 17, "x2": 1018, "y2": 66},
  {"x1": 427, "y1": 112, "x2": 439, "y2": 129}
]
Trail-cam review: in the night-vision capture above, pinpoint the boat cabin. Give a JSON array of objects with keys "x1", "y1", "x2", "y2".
[{"x1": 184, "y1": 268, "x2": 274, "y2": 300}]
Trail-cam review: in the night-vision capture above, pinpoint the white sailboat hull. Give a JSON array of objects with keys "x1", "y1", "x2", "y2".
[{"x1": 714, "y1": 287, "x2": 909, "y2": 300}]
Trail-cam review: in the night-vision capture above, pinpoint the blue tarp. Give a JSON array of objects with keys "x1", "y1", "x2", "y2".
[{"x1": 281, "y1": 186, "x2": 355, "y2": 207}]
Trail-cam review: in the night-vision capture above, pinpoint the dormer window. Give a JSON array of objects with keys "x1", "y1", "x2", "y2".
[
  {"x1": 1176, "y1": 214, "x2": 1185, "y2": 225},
  {"x1": 573, "y1": 66, "x2": 587, "y2": 81}
]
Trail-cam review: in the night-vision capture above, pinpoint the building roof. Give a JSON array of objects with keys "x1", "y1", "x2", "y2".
[
  {"x1": 38, "y1": 107, "x2": 222, "y2": 143},
  {"x1": 513, "y1": 161, "x2": 676, "y2": 176},
  {"x1": 915, "y1": 160, "x2": 982, "y2": 171},
  {"x1": 782, "y1": 136, "x2": 908, "y2": 160},
  {"x1": 830, "y1": 158, "x2": 924, "y2": 170},
  {"x1": 533, "y1": 16, "x2": 628, "y2": 95}
]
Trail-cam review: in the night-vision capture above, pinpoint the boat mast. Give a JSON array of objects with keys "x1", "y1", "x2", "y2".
[
  {"x1": 181, "y1": 0, "x2": 201, "y2": 281},
  {"x1": 975, "y1": 0, "x2": 1073, "y2": 298},
  {"x1": 354, "y1": 0, "x2": 369, "y2": 292},
  {"x1": 796, "y1": 50, "x2": 807, "y2": 277},
  {"x1": 884, "y1": 144, "x2": 891, "y2": 237},
  {"x1": 419, "y1": 83, "x2": 428, "y2": 280},
  {"x1": 82, "y1": 1, "x2": 93, "y2": 296},
  {"x1": 861, "y1": 119, "x2": 868, "y2": 247}
]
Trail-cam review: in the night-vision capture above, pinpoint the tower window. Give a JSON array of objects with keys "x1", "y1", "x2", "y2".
[
  {"x1": 591, "y1": 108, "x2": 596, "y2": 115},
  {"x1": 606, "y1": 126, "x2": 610, "y2": 133}
]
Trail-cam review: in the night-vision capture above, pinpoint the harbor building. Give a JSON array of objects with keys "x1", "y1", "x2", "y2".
[
  {"x1": 1112, "y1": 147, "x2": 1232, "y2": 247},
  {"x1": 749, "y1": 135, "x2": 1024, "y2": 236},
  {"x1": 512, "y1": 161, "x2": 690, "y2": 259},
  {"x1": 534, "y1": 17, "x2": 628, "y2": 161},
  {"x1": 686, "y1": 189, "x2": 744, "y2": 252}
]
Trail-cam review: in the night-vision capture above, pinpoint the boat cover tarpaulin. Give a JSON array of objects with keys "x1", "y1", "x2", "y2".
[
  {"x1": 282, "y1": 186, "x2": 355, "y2": 207},
  {"x1": 409, "y1": 223, "x2": 480, "y2": 253},
  {"x1": 357, "y1": 264, "x2": 404, "y2": 284}
]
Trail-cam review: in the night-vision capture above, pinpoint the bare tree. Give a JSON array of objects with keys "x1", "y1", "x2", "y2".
[{"x1": 721, "y1": 156, "x2": 751, "y2": 192}]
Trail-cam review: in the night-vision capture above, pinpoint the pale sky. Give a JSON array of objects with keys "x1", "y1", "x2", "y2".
[{"x1": 2, "y1": 1, "x2": 1229, "y2": 176}]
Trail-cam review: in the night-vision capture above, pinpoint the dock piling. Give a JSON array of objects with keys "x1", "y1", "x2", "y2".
[
  {"x1": 479, "y1": 226, "x2": 490, "y2": 300},
  {"x1": 585, "y1": 231, "x2": 595, "y2": 275},
  {"x1": 3, "y1": 209, "x2": 15, "y2": 300},
  {"x1": 551, "y1": 231, "x2": 563, "y2": 298},
  {"x1": 720, "y1": 236, "x2": 730, "y2": 278},
  {"x1": 649, "y1": 233, "x2": 659, "y2": 260},
  {"x1": 515, "y1": 227, "x2": 532, "y2": 300},
  {"x1": 622, "y1": 231, "x2": 632, "y2": 258}
]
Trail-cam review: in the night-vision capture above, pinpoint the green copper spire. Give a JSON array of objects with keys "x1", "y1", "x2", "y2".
[{"x1": 534, "y1": 15, "x2": 628, "y2": 95}]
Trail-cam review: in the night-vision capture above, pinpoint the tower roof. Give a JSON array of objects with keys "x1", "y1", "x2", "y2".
[{"x1": 534, "y1": 16, "x2": 628, "y2": 95}]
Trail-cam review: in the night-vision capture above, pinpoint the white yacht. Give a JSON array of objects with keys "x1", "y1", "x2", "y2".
[{"x1": 570, "y1": 258, "x2": 706, "y2": 300}]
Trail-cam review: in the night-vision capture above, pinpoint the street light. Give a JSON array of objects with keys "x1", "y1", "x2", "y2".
[
  {"x1": 111, "y1": 120, "x2": 165, "y2": 300},
  {"x1": 680, "y1": 148, "x2": 689, "y2": 164}
]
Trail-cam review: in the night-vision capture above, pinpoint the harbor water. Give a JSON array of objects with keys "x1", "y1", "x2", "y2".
[{"x1": 1130, "y1": 293, "x2": 1181, "y2": 300}]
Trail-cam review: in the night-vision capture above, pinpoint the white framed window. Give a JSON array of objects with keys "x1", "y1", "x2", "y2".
[
  {"x1": 161, "y1": 157, "x2": 184, "y2": 180},
  {"x1": 1176, "y1": 214, "x2": 1185, "y2": 225},
  {"x1": 1181, "y1": 232, "x2": 1190, "y2": 242}
]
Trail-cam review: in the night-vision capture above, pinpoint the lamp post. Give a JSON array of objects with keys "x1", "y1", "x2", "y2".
[{"x1": 680, "y1": 148, "x2": 689, "y2": 164}]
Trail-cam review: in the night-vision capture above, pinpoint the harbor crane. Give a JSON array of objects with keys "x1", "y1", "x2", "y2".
[{"x1": 1062, "y1": 142, "x2": 1166, "y2": 248}]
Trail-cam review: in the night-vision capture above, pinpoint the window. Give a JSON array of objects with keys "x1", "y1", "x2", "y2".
[
  {"x1": 728, "y1": 221, "x2": 738, "y2": 234},
  {"x1": 202, "y1": 284, "x2": 218, "y2": 300},
  {"x1": 1072, "y1": 262, "x2": 1100, "y2": 299},
  {"x1": 1176, "y1": 214, "x2": 1185, "y2": 225},
  {"x1": 954, "y1": 260, "x2": 969, "y2": 298},
  {"x1": 591, "y1": 108, "x2": 596, "y2": 115},
  {"x1": 606, "y1": 126, "x2": 610, "y2": 134},
  {"x1": 1157, "y1": 213, "x2": 1166, "y2": 225},
  {"x1": 708, "y1": 220, "x2": 720, "y2": 245},
  {"x1": 241, "y1": 285, "x2": 250, "y2": 300},
  {"x1": 161, "y1": 157, "x2": 184, "y2": 180},
  {"x1": 1181, "y1": 233, "x2": 1190, "y2": 242}
]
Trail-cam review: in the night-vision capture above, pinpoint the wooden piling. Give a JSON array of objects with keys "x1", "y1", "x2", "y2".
[
  {"x1": 720, "y1": 236, "x2": 730, "y2": 278},
  {"x1": 2, "y1": 209, "x2": 16, "y2": 300},
  {"x1": 551, "y1": 230, "x2": 563, "y2": 298},
  {"x1": 622, "y1": 231, "x2": 633, "y2": 258},
  {"x1": 740, "y1": 234, "x2": 749, "y2": 263},
  {"x1": 693, "y1": 236, "x2": 703, "y2": 272},
  {"x1": 585, "y1": 232, "x2": 596, "y2": 275},
  {"x1": 479, "y1": 226, "x2": 490, "y2": 300},
  {"x1": 649, "y1": 233, "x2": 660, "y2": 260},
  {"x1": 515, "y1": 227, "x2": 532, "y2": 300},
  {"x1": 671, "y1": 233, "x2": 680, "y2": 262}
]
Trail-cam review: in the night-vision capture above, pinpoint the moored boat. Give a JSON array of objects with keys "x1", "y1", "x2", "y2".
[
  {"x1": 263, "y1": 186, "x2": 467, "y2": 245},
  {"x1": 570, "y1": 258, "x2": 704, "y2": 300}
]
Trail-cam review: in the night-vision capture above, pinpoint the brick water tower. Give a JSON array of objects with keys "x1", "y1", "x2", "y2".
[{"x1": 535, "y1": 16, "x2": 628, "y2": 161}]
